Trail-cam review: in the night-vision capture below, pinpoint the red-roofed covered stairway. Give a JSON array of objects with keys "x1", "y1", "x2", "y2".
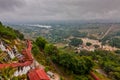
[{"x1": 0, "y1": 40, "x2": 50, "y2": 80}]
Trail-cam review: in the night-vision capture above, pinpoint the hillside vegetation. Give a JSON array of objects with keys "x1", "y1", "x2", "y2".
[
  {"x1": 0, "y1": 22, "x2": 24, "y2": 40},
  {"x1": 0, "y1": 22, "x2": 27, "y2": 80},
  {"x1": 32, "y1": 36, "x2": 120, "y2": 80},
  {"x1": 32, "y1": 36, "x2": 94, "y2": 80}
]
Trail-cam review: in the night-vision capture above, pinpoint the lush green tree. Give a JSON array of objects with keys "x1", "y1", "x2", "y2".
[
  {"x1": 86, "y1": 42, "x2": 92, "y2": 46},
  {"x1": 72, "y1": 31, "x2": 87, "y2": 38},
  {"x1": 74, "y1": 57, "x2": 94, "y2": 74},
  {"x1": 55, "y1": 52, "x2": 94, "y2": 74},
  {"x1": 36, "y1": 37, "x2": 47, "y2": 49},
  {"x1": 69, "y1": 38, "x2": 83, "y2": 47},
  {"x1": 44, "y1": 44, "x2": 59, "y2": 56},
  {"x1": 32, "y1": 43, "x2": 40, "y2": 56}
]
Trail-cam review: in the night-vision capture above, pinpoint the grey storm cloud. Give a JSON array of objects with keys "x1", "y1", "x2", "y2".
[
  {"x1": 0, "y1": 0, "x2": 25, "y2": 12},
  {"x1": 0, "y1": 0, "x2": 120, "y2": 23}
]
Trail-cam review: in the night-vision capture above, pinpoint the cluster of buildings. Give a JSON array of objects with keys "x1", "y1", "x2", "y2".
[{"x1": 75, "y1": 38, "x2": 118, "y2": 53}]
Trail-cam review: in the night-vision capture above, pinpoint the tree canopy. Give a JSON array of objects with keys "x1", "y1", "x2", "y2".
[
  {"x1": 53, "y1": 52, "x2": 94, "y2": 74},
  {"x1": 69, "y1": 38, "x2": 83, "y2": 47},
  {"x1": 79, "y1": 50, "x2": 120, "y2": 80},
  {"x1": 36, "y1": 37, "x2": 48, "y2": 49},
  {"x1": 86, "y1": 42, "x2": 92, "y2": 46},
  {"x1": 44, "y1": 44, "x2": 58, "y2": 56}
]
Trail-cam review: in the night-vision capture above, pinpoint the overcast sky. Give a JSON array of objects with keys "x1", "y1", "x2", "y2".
[{"x1": 0, "y1": 0, "x2": 120, "y2": 23}]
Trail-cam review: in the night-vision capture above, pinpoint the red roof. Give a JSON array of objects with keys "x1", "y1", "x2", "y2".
[{"x1": 28, "y1": 68, "x2": 50, "y2": 80}]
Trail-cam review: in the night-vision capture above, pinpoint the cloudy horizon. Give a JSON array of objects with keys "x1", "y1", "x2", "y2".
[{"x1": 0, "y1": 0, "x2": 120, "y2": 23}]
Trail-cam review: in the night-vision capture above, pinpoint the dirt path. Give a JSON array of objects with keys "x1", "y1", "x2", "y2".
[
  {"x1": 96, "y1": 69, "x2": 107, "y2": 77},
  {"x1": 40, "y1": 52, "x2": 61, "y2": 80},
  {"x1": 52, "y1": 73, "x2": 60, "y2": 80}
]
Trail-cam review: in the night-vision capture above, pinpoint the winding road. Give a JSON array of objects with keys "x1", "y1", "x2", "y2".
[{"x1": 100, "y1": 25, "x2": 113, "y2": 39}]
